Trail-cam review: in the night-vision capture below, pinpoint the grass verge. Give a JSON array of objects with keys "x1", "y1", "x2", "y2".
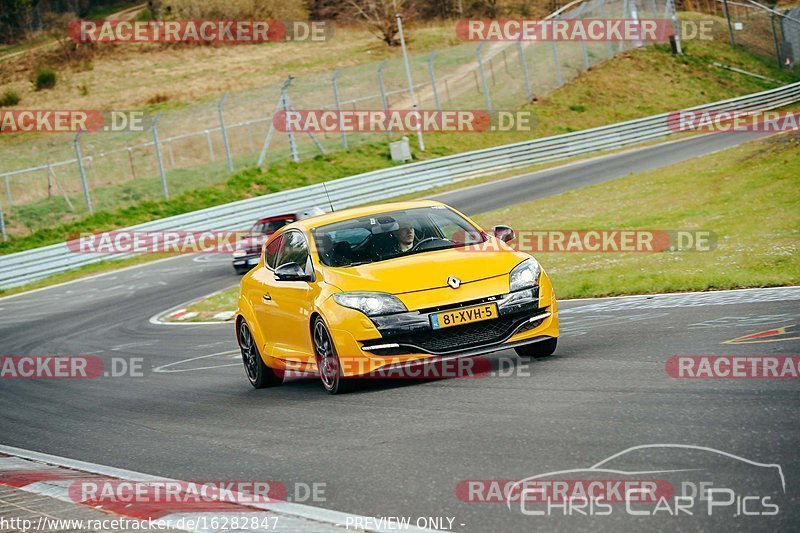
[{"x1": 473, "y1": 132, "x2": 800, "y2": 298}]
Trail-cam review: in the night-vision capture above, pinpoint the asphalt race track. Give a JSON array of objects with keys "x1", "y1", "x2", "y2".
[{"x1": 1, "y1": 132, "x2": 798, "y2": 532}]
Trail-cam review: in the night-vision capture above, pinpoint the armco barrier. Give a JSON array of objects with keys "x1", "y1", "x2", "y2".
[{"x1": 1, "y1": 82, "x2": 798, "y2": 289}]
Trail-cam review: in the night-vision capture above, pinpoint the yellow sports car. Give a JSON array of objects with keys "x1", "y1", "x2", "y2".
[{"x1": 235, "y1": 200, "x2": 559, "y2": 393}]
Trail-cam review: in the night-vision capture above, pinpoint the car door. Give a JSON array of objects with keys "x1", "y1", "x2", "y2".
[
  {"x1": 268, "y1": 230, "x2": 316, "y2": 366},
  {"x1": 244, "y1": 234, "x2": 283, "y2": 358}
]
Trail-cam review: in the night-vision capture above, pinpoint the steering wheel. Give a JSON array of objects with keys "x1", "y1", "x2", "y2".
[{"x1": 410, "y1": 236, "x2": 449, "y2": 251}]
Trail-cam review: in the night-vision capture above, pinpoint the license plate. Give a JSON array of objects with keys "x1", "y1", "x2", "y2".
[{"x1": 430, "y1": 303, "x2": 499, "y2": 330}]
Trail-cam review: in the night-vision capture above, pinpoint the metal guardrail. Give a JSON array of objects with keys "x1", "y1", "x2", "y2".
[{"x1": 1, "y1": 82, "x2": 798, "y2": 289}]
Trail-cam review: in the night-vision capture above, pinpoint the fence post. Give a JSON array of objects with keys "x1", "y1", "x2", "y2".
[
  {"x1": 770, "y1": 13, "x2": 783, "y2": 68},
  {"x1": 598, "y1": 0, "x2": 614, "y2": 59},
  {"x1": 396, "y1": 14, "x2": 424, "y2": 151},
  {"x1": 620, "y1": 0, "x2": 628, "y2": 53},
  {"x1": 284, "y1": 87, "x2": 299, "y2": 163},
  {"x1": 332, "y1": 68, "x2": 348, "y2": 150},
  {"x1": 218, "y1": 93, "x2": 234, "y2": 173},
  {"x1": 3, "y1": 175, "x2": 11, "y2": 206},
  {"x1": 0, "y1": 195, "x2": 6, "y2": 241},
  {"x1": 377, "y1": 60, "x2": 389, "y2": 110},
  {"x1": 377, "y1": 60, "x2": 392, "y2": 137},
  {"x1": 551, "y1": 41, "x2": 564, "y2": 87},
  {"x1": 427, "y1": 51, "x2": 442, "y2": 111},
  {"x1": 630, "y1": 4, "x2": 643, "y2": 49},
  {"x1": 722, "y1": 0, "x2": 735, "y2": 46},
  {"x1": 151, "y1": 113, "x2": 169, "y2": 200},
  {"x1": 73, "y1": 131, "x2": 93, "y2": 214},
  {"x1": 576, "y1": 4, "x2": 590, "y2": 70},
  {"x1": 668, "y1": 0, "x2": 683, "y2": 54},
  {"x1": 516, "y1": 41, "x2": 533, "y2": 101},
  {"x1": 257, "y1": 77, "x2": 293, "y2": 167},
  {"x1": 476, "y1": 43, "x2": 492, "y2": 111}
]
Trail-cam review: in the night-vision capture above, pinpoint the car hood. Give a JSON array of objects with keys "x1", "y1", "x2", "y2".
[{"x1": 322, "y1": 247, "x2": 528, "y2": 294}]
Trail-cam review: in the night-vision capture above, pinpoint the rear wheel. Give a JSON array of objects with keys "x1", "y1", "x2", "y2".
[
  {"x1": 238, "y1": 320, "x2": 283, "y2": 388},
  {"x1": 312, "y1": 317, "x2": 353, "y2": 394},
  {"x1": 515, "y1": 337, "x2": 557, "y2": 358}
]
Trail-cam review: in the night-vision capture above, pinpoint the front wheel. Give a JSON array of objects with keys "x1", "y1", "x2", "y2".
[
  {"x1": 238, "y1": 320, "x2": 283, "y2": 389},
  {"x1": 312, "y1": 317, "x2": 353, "y2": 394},
  {"x1": 515, "y1": 337, "x2": 557, "y2": 358}
]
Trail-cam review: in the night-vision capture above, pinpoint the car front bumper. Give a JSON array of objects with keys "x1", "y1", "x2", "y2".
[
  {"x1": 233, "y1": 253, "x2": 261, "y2": 271},
  {"x1": 325, "y1": 274, "x2": 559, "y2": 377}
]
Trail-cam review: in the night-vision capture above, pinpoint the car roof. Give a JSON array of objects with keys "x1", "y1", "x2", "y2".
[
  {"x1": 255, "y1": 214, "x2": 295, "y2": 224},
  {"x1": 288, "y1": 200, "x2": 446, "y2": 231}
]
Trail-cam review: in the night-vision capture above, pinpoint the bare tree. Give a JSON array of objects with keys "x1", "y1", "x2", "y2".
[{"x1": 344, "y1": 0, "x2": 414, "y2": 46}]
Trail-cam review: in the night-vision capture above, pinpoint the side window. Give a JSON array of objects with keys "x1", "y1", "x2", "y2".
[
  {"x1": 276, "y1": 231, "x2": 310, "y2": 270},
  {"x1": 265, "y1": 235, "x2": 283, "y2": 270}
]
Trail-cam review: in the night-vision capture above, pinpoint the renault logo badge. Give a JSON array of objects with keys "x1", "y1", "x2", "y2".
[{"x1": 447, "y1": 276, "x2": 461, "y2": 289}]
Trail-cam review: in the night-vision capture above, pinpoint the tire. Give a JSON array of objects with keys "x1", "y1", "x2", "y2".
[
  {"x1": 312, "y1": 317, "x2": 353, "y2": 394},
  {"x1": 238, "y1": 319, "x2": 283, "y2": 389},
  {"x1": 515, "y1": 337, "x2": 557, "y2": 358}
]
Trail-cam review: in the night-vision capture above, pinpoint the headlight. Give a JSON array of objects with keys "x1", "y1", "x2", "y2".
[
  {"x1": 509, "y1": 257, "x2": 541, "y2": 292},
  {"x1": 333, "y1": 292, "x2": 407, "y2": 316},
  {"x1": 232, "y1": 250, "x2": 247, "y2": 258}
]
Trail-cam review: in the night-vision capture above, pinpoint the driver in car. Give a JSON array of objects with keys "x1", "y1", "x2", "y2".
[{"x1": 390, "y1": 220, "x2": 415, "y2": 253}]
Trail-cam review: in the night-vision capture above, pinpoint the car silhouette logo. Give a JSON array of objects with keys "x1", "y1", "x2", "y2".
[{"x1": 447, "y1": 276, "x2": 461, "y2": 289}]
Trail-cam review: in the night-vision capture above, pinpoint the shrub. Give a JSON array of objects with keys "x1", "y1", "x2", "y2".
[
  {"x1": 34, "y1": 68, "x2": 57, "y2": 90},
  {"x1": 146, "y1": 93, "x2": 170, "y2": 105},
  {"x1": 0, "y1": 89, "x2": 21, "y2": 107}
]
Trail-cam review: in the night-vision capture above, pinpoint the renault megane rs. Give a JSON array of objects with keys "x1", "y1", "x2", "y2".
[{"x1": 235, "y1": 200, "x2": 559, "y2": 393}]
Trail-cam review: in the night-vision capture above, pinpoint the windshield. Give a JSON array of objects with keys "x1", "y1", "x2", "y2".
[{"x1": 312, "y1": 206, "x2": 486, "y2": 267}]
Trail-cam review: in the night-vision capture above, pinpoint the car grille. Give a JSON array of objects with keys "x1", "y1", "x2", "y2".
[{"x1": 368, "y1": 314, "x2": 526, "y2": 355}]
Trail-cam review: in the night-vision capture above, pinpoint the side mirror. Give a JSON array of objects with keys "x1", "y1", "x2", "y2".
[
  {"x1": 492, "y1": 225, "x2": 515, "y2": 243},
  {"x1": 275, "y1": 262, "x2": 313, "y2": 282}
]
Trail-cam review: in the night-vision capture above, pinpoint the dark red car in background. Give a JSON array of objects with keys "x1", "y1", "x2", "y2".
[{"x1": 232, "y1": 208, "x2": 324, "y2": 273}]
